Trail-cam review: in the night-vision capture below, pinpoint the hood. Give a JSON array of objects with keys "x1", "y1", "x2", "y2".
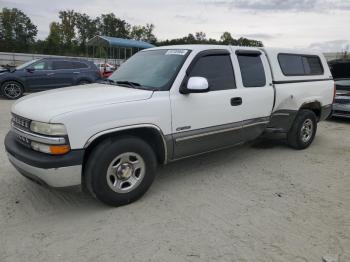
[
  {"x1": 12, "y1": 83, "x2": 154, "y2": 122},
  {"x1": 0, "y1": 70, "x2": 12, "y2": 76}
]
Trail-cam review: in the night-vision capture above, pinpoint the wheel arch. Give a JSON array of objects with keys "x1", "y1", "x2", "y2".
[
  {"x1": 82, "y1": 125, "x2": 169, "y2": 178},
  {"x1": 299, "y1": 101, "x2": 322, "y2": 120},
  {"x1": 1, "y1": 79, "x2": 25, "y2": 89}
]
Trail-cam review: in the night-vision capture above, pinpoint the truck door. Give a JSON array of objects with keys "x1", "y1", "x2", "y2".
[
  {"x1": 233, "y1": 49, "x2": 275, "y2": 141},
  {"x1": 170, "y1": 49, "x2": 245, "y2": 159}
]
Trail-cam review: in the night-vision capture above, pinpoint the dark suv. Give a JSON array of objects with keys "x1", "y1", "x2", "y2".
[{"x1": 0, "y1": 57, "x2": 101, "y2": 99}]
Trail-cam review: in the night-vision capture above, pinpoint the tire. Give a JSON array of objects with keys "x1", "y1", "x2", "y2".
[
  {"x1": 1, "y1": 81, "x2": 24, "y2": 100},
  {"x1": 287, "y1": 109, "x2": 317, "y2": 150},
  {"x1": 85, "y1": 136, "x2": 157, "y2": 206},
  {"x1": 78, "y1": 80, "x2": 91, "y2": 85}
]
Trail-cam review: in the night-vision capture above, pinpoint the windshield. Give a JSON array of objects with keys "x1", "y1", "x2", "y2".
[
  {"x1": 108, "y1": 49, "x2": 189, "y2": 90},
  {"x1": 16, "y1": 59, "x2": 39, "y2": 70}
]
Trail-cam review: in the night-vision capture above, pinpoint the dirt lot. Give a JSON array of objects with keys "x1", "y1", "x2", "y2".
[{"x1": 0, "y1": 97, "x2": 349, "y2": 262}]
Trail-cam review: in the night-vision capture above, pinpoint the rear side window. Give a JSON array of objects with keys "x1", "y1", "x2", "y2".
[
  {"x1": 189, "y1": 55, "x2": 236, "y2": 91},
  {"x1": 278, "y1": 54, "x2": 324, "y2": 76},
  {"x1": 52, "y1": 61, "x2": 73, "y2": 70},
  {"x1": 71, "y1": 61, "x2": 89, "y2": 69},
  {"x1": 237, "y1": 55, "x2": 266, "y2": 87}
]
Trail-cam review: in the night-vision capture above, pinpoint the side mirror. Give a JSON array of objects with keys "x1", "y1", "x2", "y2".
[
  {"x1": 181, "y1": 77, "x2": 209, "y2": 94},
  {"x1": 26, "y1": 67, "x2": 35, "y2": 73}
]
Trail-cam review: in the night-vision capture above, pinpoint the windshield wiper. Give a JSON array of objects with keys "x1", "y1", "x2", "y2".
[
  {"x1": 116, "y1": 81, "x2": 141, "y2": 88},
  {"x1": 103, "y1": 79, "x2": 156, "y2": 90},
  {"x1": 116, "y1": 81, "x2": 156, "y2": 91}
]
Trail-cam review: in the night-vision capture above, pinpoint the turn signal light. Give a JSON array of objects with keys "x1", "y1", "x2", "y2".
[
  {"x1": 31, "y1": 141, "x2": 71, "y2": 155},
  {"x1": 49, "y1": 145, "x2": 71, "y2": 155}
]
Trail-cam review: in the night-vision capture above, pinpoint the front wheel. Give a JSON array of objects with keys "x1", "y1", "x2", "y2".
[
  {"x1": 1, "y1": 81, "x2": 24, "y2": 99},
  {"x1": 287, "y1": 109, "x2": 317, "y2": 150},
  {"x1": 85, "y1": 136, "x2": 157, "y2": 206}
]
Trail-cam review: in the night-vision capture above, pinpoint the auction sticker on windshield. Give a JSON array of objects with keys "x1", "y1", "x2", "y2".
[{"x1": 165, "y1": 50, "x2": 188, "y2": 55}]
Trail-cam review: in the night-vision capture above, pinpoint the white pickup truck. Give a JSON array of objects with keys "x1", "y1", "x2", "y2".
[{"x1": 5, "y1": 45, "x2": 334, "y2": 206}]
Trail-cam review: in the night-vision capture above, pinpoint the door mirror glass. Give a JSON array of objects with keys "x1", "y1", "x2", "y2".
[{"x1": 183, "y1": 77, "x2": 209, "y2": 94}]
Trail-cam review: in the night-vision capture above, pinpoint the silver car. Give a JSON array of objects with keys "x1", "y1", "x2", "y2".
[{"x1": 332, "y1": 79, "x2": 350, "y2": 118}]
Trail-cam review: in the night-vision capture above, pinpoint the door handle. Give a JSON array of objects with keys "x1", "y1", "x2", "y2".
[
  {"x1": 230, "y1": 97, "x2": 242, "y2": 106},
  {"x1": 46, "y1": 72, "x2": 55, "y2": 76}
]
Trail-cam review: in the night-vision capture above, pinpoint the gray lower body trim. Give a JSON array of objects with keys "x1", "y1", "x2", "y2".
[
  {"x1": 267, "y1": 104, "x2": 333, "y2": 133},
  {"x1": 267, "y1": 110, "x2": 298, "y2": 133},
  {"x1": 171, "y1": 117, "x2": 270, "y2": 160},
  {"x1": 320, "y1": 104, "x2": 332, "y2": 121}
]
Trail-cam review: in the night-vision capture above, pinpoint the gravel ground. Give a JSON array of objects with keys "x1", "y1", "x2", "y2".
[{"x1": 0, "y1": 97, "x2": 349, "y2": 262}]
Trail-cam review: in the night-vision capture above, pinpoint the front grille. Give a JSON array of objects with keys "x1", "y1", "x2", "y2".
[
  {"x1": 11, "y1": 114, "x2": 32, "y2": 148},
  {"x1": 334, "y1": 98, "x2": 350, "y2": 104},
  {"x1": 14, "y1": 133, "x2": 32, "y2": 148},
  {"x1": 12, "y1": 114, "x2": 31, "y2": 130}
]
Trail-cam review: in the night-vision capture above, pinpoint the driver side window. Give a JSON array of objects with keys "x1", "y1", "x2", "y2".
[
  {"x1": 33, "y1": 61, "x2": 51, "y2": 70},
  {"x1": 189, "y1": 54, "x2": 236, "y2": 91}
]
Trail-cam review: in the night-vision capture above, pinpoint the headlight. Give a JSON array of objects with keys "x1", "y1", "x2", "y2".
[{"x1": 30, "y1": 121, "x2": 67, "y2": 136}]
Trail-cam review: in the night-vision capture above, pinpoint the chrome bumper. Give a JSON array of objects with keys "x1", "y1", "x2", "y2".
[{"x1": 8, "y1": 153, "x2": 82, "y2": 188}]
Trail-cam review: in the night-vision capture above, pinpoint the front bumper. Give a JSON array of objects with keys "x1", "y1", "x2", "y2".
[{"x1": 5, "y1": 131, "x2": 84, "y2": 188}]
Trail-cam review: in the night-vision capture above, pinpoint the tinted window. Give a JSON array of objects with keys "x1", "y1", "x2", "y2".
[
  {"x1": 189, "y1": 55, "x2": 236, "y2": 91},
  {"x1": 237, "y1": 55, "x2": 266, "y2": 87},
  {"x1": 16, "y1": 59, "x2": 39, "y2": 70},
  {"x1": 278, "y1": 54, "x2": 324, "y2": 76},
  {"x1": 52, "y1": 61, "x2": 73, "y2": 70},
  {"x1": 71, "y1": 61, "x2": 88, "y2": 69},
  {"x1": 33, "y1": 61, "x2": 52, "y2": 70}
]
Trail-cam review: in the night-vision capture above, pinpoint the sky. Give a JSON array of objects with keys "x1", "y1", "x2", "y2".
[{"x1": 2, "y1": 0, "x2": 350, "y2": 52}]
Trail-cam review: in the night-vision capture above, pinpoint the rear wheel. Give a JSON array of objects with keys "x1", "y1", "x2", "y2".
[
  {"x1": 85, "y1": 136, "x2": 157, "y2": 206},
  {"x1": 287, "y1": 109, "x2": 317, "y2": 149},
  {"x1": 1, "y1": 81, "x2": 24, "y2": 99}
]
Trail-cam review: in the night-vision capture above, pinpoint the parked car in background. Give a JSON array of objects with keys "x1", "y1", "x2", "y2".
[
  {"x1": 329, "y1": 59, "x2": 350, "y2": 118},
  {"x1": 96, "y1": 62, "x2": 115, "y2": 72},
  {"x1": 0, "y1": 58, "x2": 101, "y2": 99},
  {"x1": 95, "y1": 62, "x2": 116, "y2": 78}
]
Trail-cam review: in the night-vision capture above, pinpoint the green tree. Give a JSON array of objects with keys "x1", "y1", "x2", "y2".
[
  {"x1": 236, "y1": 37, "x2": 263, "y2": 47},
  {"x1": 220, "y1": 32, "x2": 237, "y2": 45},
  {"x1": 74, "y1": 12, "x2": 99, "y2": 53},
  {"x1": 58, "y1": 10, "x2": 76, "y2": 50},
  {"x1": 98, "y1": 13, "x2": 130, "y2": 38},
  {"x1": 130, "y1": 23, "x2": 156, "y2": 44},
  {"x1": 195, "y1": 32, "x2": 207, "y2": 43},
  {"x1": 44, "y1": 22, "x2": 63, "y2": 54},
  {"x1": 0, "y1": 7, "x2": 37, "y2": 52}
]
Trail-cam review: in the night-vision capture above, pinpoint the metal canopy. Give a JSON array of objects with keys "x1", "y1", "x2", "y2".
[{"x1": 87, "y1": 35, "x2": 155, "y2": 49}]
